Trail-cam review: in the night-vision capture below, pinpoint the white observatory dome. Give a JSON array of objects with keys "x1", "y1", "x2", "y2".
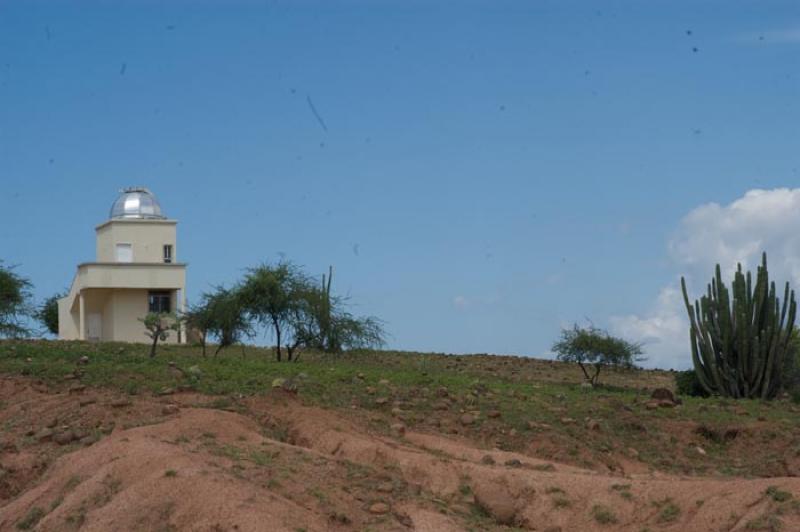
[{"x1": 109, "y1": 187, "x2": 166, "y2": 220}]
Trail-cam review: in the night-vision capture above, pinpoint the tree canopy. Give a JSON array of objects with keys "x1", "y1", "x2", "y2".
[
  {"x1": 552, "y1": 324, "x2": 643, "y2": 386},
  {"x1": 0, "y1": 262, "x2": 33, "y2": 338}
]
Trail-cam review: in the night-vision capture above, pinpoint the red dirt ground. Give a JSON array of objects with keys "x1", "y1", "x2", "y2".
[{"x1": 2, "y1": 376, "x2": 800, "y2": 531}]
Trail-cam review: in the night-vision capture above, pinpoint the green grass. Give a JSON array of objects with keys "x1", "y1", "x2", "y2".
[
  {"x1": 591, "y1": 504, "x2": 618, "y2": 525},
  {"x1": 3, "y1": 339, "x2": 799, "y2": 478},
  {"x1": 766, "y1": 486, "x2": 793, "y2": 503},
  {"x1": 16, "y1": 507, "x2": 45, "y2": 530}
]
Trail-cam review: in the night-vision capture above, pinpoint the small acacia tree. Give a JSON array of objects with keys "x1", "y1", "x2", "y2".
[
  {"x1": 206, "y1": 286, "x2": 251, "y2": 356},
  {"x1": 0, "y1": 262, "x2": 33, "y2": 338},
  {"x1": 238, "y1": 261, "x2": 310, "y2": 362},
  {"x1": 552, "y1": 324, "x2": 644, "y2": 386},
  {"x1": 140, "y1": 312, "x2": 181, "y2": 358},
  {"x1": 36, "y1": 293, "x2": 63, "y2": 336}
]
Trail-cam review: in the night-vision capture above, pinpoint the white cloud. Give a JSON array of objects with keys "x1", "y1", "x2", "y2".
[
  {"x1": 452, "y1": 295, "x2": 470, "y2": 310},
  {"x1": 611, "y1": 188, "x2": 800, "y2": 369}
]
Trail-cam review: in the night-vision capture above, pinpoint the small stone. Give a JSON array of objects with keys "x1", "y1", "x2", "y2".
[
  {"x1": 375, "y1": 397, "x2": 389, "y2": 406},
  {"x1": 356, "y1": 372, "x2": 366, "y2": 380},
  {"x1": 378, "y1": 379, "x2": 390, "y2": 386},
  {"x1": 658, "y1": 400, "x2": 675, "y2": 408},
  {"x1": 161, "y1": 404, "x2": 180, "y2": 415},
  {"x1": 481, "y1": 455, "x2": 495, "y2": 465},
  {"x1": 271, "y1": 378, "x2": 286, "y2": 389},
  {"x1": 504, "y1": 458, "x2": 522, "y2": 468},
  {"x1": 111, "y1": 398, "x2": 132, "y2": 408},
  {"x1": 369, "y1": 502, "x2": 390, "y2": 515},
  {"x1": 46, "y1": 417, "x2": 58, "y2": 429},
  {"x1": 696, "y1": 446, "x2": 707, "y2": 456},
  {"x1": 527, "y1": 421, "x2": 551, "y2": 430},
  {"x1": 559, "y1": 417, "x2": 576, "y2": 425},
  {"x1": 78, "y1": 356, "x2": 89, "y2": 365},
  {"x1": 365, "y1": 386, "x2": 376, "y2": 395},
  {"x1": 157, "y1": 387, "x2": 175, "y2": 396},
  {"x1": 390, "y1": 423, "x2": 406, "y2": 435},
  {"x1": 68, "y1": 384, "x2": 86, "y2": 394},
  {"x1": 645, "y1": 401, "x2": 660, "y2": 410},
  {"x1": 390, "y1": 407, "x2": 403, "y2": 417},
  {"x1": 586, "y1": 419, "x2": 601, "y2": 432},
  {"x1": 487, "y1": 410, "x2": 501, "y2": 419},
  {"x1": 650, "y1": 388, "x2": 676, "y2": 403},
  {"x1": 79, "y1": 398, "x2": 96, "y2": 407},
  {"x1": 432, "y1": 400, "x2": 449, "y2": 411},
  {"x1": 436, "y1": 386, "x2": 449, "y2": 397},
  {"x1": 628, "y1": 447, "x2": 639, "y2": 458},
  {"x1": 376, "y1": 482, "x2": 394, "y2": 493},
  {"x1": 54, "y1": 431, "x2": 76, "y2": 445},
  {"x1": 460, "y1": 414, "x2": 475, "y2": 426},
  {"x1": 37, "y1": 428, "x2": 54, "y2": 442}
]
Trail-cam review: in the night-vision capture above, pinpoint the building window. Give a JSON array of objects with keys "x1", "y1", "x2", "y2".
[
  {"x1": 148, "y1": 291, "x2": 171, "y2": 313},
  {"x1": 163, "y1": 244, "x2": 173, "y2": 263},
  {"x1": 116, "y1": 243, "x2": 133, "y2": 263}
]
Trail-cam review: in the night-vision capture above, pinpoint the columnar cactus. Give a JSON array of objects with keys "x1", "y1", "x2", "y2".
[{"x1": 680, "y1": 253, "x2": 796, "y2": 399}]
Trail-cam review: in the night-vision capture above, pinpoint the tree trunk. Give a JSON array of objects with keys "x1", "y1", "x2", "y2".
[
  {"x1": 149, "y1": 334, "x2": 159, "y2": 358},
  {"x1": 273, "y1": 318, "x2": 282, "y2": 362},
  {"x1": 577, "y1": 362, "x2": 592, "y2": 384}
]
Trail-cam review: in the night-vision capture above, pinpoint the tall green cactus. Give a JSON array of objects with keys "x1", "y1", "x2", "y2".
[{"x1": 680, "y1": 253, "x2": 796, "y2": 399}]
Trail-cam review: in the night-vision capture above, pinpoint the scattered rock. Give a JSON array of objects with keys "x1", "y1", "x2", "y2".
[
  {"x1": 378, "y1": 379, "x2": 390, "y2": 386},
  {"x1": 527, "y1": 421, "x2": 551, "y2": 430},
  {"x1": 459, "y1": 414, "x2": 475, "y2": 426},
  {"x1": 365, "y1": 386, "x2": 376, "y2": 395},
  {"x1": 627, "y1": 447, "x2": 639, "y2": 458},
  {"x1": 376, "y1": 481, "x2": 394, "y2": 493},
  {"x1": 54, "y1": 430, "x2": 76, "y2": 445},
  {"x1": 162, "y1": 404, "x2": 180, "y2": 415},
  {"x1": 393, "y1": 511, "x2": 413, "y2": 527},
  {"x1": 390, "y1": 423, "x2": 406, "y2": 435},
  {"x1": 157, "y1": 387, "x2": 175, "y2": 396},
  {"x1": 356, "y1": 372, "x2": 366, "y2": 380},
  {"x1": 481, "y1": 455, "x2": 496, "y2": 465},
  {"x1": 436, "y1": 386, "x2": 449, "y2": 398},
  {"x1": 586, "y1": 419, "x2": 601, "y2": 431},
  {"x1": 487, "y1": 410, "x2": 501, "y2": 419},
  {"x1": 368, "y1": 502, "x2": 390, "y2": 515},
  {"x1": 651, "y1": 387, "x2": 676, "y2": 403},
  {"x1": 271, "y1": 378, "x2": 286, "y2": 389},
  {"x1": 432, "y1": 400, "x2": 449, "y2": 411},
  {"x1": 111, "y1": 398, "x2": 132, "y2": 408},
  {"x1": 68, "y1": 384, "x2": 86, "y2": 394},
  {"x1": 37, "y1": 428, "x2": 54, "y2": 442},
  {"x1": 45, "y1": 417, "x2": 58, "y2": 429},
  {"x1": 658, "y1": 400, "x2": 676, "y2": 408},
  {"x1": 375, "y1": 397, "x2": 389, "y2": 406},
  {"x1": 79, "y1": 398, "x2": 96, "y2": 407},
  {"x1": 645, "y1": 401, "x2": 660, "y2": 410},
  {"x1": 78, "y1": 356, "x2": 90, "y2": 365},
  {"x1": 504, "y1": 458, "x2": 522, "y2": 468},
  {"x1": 696, "y1": 446, "x2": 707, "y2": 456},
  {"x1": 473, "y1": 482, "x2": 517, "y2": 525},
  {"x1": 559, "y1": 417, "x2": 576, "y2": 425}
]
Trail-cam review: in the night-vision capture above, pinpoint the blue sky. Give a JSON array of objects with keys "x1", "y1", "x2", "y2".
[{"x1": 2, "y1": 0, "x2": 799, "y2": 367}]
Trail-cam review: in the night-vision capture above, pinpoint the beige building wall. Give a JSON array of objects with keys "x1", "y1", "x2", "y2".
[{"x1": 96, "y1": 220, "x2": 177, "y2": 263}]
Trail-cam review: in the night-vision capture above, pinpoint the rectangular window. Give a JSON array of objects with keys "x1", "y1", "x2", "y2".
[
  {"x1": 163, "y1": 244, "x2": 173, "y2": 263},
  {"x1": 148, "y1": 291, "x2": 171, "y2": 313},
  {"x1": 116, "y1": 243, "x2": 132, "y2": 263}
]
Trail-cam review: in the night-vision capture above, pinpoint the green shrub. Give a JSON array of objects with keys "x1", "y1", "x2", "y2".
[{"x1": 675, "y1": 370, "x2": 709, "y2": 398}]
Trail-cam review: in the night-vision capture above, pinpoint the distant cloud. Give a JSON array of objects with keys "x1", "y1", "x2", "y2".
[
  {"x1": 739, "y1": 27, "x2": 800, "y2": 44},
  {"x1": 611, "y1": 188, "x2": 800, "y2": 370},
  {"x1": 452, "y1": 295, "x2": 470, "y2": 310}
]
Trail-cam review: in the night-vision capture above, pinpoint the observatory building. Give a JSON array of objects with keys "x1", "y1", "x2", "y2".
[{"x1": 57, "y1": 188, "x2": 187, "y2": 343}]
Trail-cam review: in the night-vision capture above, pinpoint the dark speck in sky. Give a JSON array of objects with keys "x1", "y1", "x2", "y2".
[
  {"x1": 290, "y1": 88, "x2": 296, "y2": 94},
  {"x1": 306, "y1": 95, "x2": 328, "y2": 132},
  {"x1": 352, "y1": 244, "x2": 360, "y2": 256},
  {"x1": 120, "y1": 63, "x2": 127, "y2": 75},
  {"x1": 499, "y1": 105, "x2": 506, "y2": 111},
  {"x1": 686, "y1": 29, "x2": 692, "y2": 36},
  {"x1": 166, "y1": 25, "x2": 176, "y2": 31},
  {"x1": 48, "y1": 158, "x2": 54, "y2": 164},
  {"x1": 692, "y1": 47, "x2": 699, "y2": 53},
  {"x1": 692, "y1": 128, "x2": 702, "y2": 135},
  {"x1": 319, "y1": 142, "x2": 325, "y2": 148}
]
